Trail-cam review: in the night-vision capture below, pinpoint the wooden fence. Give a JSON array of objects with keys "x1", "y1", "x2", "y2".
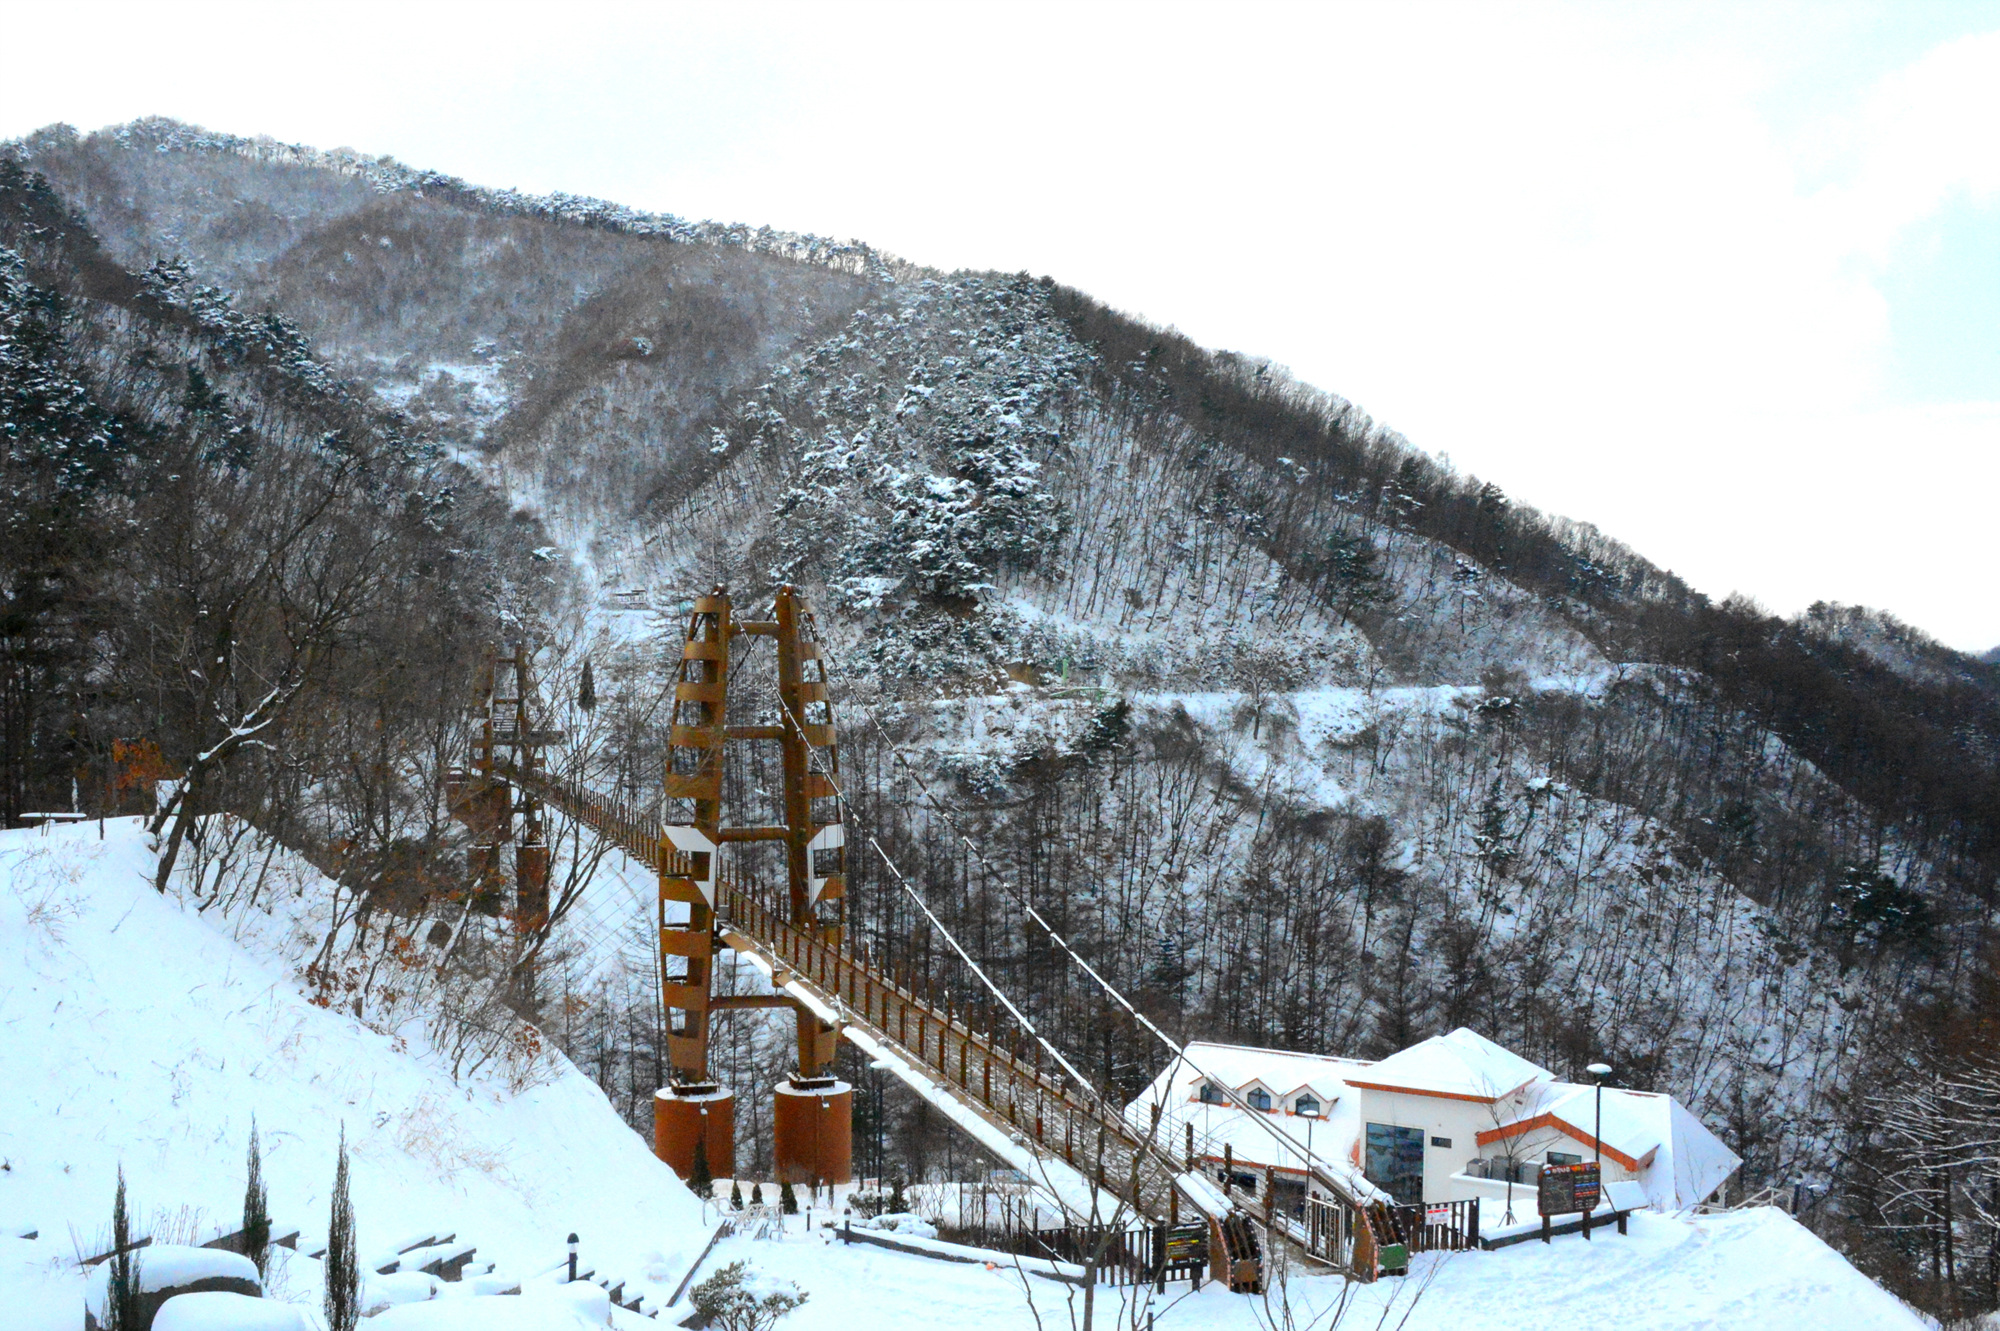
[{"x1": 938, "y1": 1220, "x2": 1212, "y2": 1287}]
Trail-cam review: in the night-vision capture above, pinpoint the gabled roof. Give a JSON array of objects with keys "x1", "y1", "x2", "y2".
[
  {"x1": 1477, "y1": 1082, "x2": 1742, "y2": 1209},
  {"x1": 1344, "y1": 1028, "x2": 1551, "y2": 1102}
]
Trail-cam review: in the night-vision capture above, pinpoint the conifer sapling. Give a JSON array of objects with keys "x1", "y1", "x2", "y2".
[
  {"x1": 325, "y1": 1126, "x2": 360, "y2": 1331},
  {"x1": 106, "y1": 1167, "x2": 142, "y2": 1331},
  {"x1": 243, "y1": 1115, "x2": 270, "y2": 1278},
  {"x1": 689, "y1": 1135, "x2": 713, "y2": 1198}
]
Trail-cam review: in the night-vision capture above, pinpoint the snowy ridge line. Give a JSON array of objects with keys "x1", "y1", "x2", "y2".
[{"x1": 7, "y1": 117, "x2": 895, "y2": 283}]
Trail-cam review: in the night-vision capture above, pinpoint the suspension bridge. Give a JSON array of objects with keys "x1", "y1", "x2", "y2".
[{"x1": 447, "y1": 587, "x2": 1397, "y2": 1290}]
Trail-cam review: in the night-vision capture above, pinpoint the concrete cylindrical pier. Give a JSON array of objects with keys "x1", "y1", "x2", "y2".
[
  {"x1": 773, "y1": 1078, "x2": 852, "y2": 1186},
  {"x1": 654, "y1": 1085, "x2": 734, "y2": 1183}
]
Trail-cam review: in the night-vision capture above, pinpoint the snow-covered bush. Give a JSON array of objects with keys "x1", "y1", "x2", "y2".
[{"x1": 689, "y1": 1261, "x2": 807, "y2": 1331}]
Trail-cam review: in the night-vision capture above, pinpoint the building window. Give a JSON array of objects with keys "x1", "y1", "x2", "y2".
[
  {"x1": 1198, "y1": 1081, "x2": 1225, "y2": 1105},
  {"x1": 1364, "y1": 1123, "x2": 1426, "y2": 1207},
  {"x1": 1247, "y1": 1088, "x2": 1273, "y2": 1112},
  {"x1": 1547, "y1": 1150, "x2": 1582, "y2": 1166},
  {"x1": 1294, "y1": 1094, "x2": 1320, "y2": 1117}
]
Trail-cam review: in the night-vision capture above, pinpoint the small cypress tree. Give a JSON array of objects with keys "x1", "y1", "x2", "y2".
[
  {"x1": 780, "y1": 1181, "x2": 798, "y2": 1215},
  {"x1": 729, "y1": 1179, "x2": 743, "y2": 1211},
  {"x1": 750, "y1": 1182, "x2": 764, "y2": 1207},
  {"x1": 889, "y1": 1176, "x2": 906, "y2": 1213},
  {"x1": 106, "y1": 1167, "x2": 142, "y2": 1331},
  {"x1": 325, "y1": 1127, "x2": 359, "y2": 1331},
  {"x1": 242, "y1": 1116, "x2": 271, "y2": 1278},
  {"x1": 689, "y1": 1136, "x2": 713, "y2": 1198},
  {"x1": 577, "y1": 660, "x2": 596, "y2": 711}
]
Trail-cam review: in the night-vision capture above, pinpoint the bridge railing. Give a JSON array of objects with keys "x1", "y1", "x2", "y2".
[{"x1": 510, "y1": 767, "x2": 1288, "y2": 1244}]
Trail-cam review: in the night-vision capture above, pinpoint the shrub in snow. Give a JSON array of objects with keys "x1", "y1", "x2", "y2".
[
  {"x1": 242, "y1": 1117, "x2": 270, "y2": 1278},
  {"x1": 690, "y1": 1261, "x2": 807, "y2": 1331},
  {"x1": 857, "y1": 1213, "x2": 937, "y2": 1239},
  {"x1": 86, "y1": 1244, "x2": 262, "y2": 1331},
  {"x1": 750, "y1": 1182, "x2": 764, "y2": 1207},
  {"x1": 690, "y1": 1136, "x2": 714, "y2": 1196},
  {"x1": 324, "y1": 1128, "x2": 359, "y2": 1331},
  {"x1": 730, "y1": 1180, "x2": 744, "y2": 1211},
  {"x1": 780, "y1": 1181, "x2": 797, "y2": 1215},
  {"x1": 105, "y1": 1167, "x2": 142, "y2": 1331},
  {"x1": 153, "y1": 1291, "x2": 307, "y2": 1331}
]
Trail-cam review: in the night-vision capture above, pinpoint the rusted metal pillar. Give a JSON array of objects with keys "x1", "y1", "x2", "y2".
[
  {"x1": 654, "y1": 590, "x2": 734, "y2": 1179},
  {"x1": 773, "y1": 586, "x2": 844, "y2": 1081}
]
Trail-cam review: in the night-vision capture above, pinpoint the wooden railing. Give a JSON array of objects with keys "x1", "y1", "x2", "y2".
[{"x1": 508, "y1": 768, "x2": 1202, "y2": 1232}]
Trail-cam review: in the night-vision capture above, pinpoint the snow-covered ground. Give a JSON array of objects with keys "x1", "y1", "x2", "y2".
[
  {"x1": 0, "y1": 819, "x2": 706, "y2": 1329},
  {"x1": 691, "y1": 1203, "x2": 1924, "y2": 1331},
  {"x1": 0, "y1": 819, "x2": 1925, "y2": 1331}
]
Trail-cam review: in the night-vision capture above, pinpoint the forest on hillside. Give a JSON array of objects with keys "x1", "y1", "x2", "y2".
[{"x1": 4, "y1": 121, "x2": 1999, "y2": 1321}]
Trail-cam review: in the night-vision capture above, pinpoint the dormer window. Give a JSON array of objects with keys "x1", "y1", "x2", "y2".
[
  {"x1": 1294, "y1": 1094, "x2": 1320, "y2": 1117},
  {"x1": 1247, "y1": 1088, "x2": 1273, "y2": 1112},
  {"x1": 1198, "y1": 1081, "x2": 1226, "y2": 1105}
]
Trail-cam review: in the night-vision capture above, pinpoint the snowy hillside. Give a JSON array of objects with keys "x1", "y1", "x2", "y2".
[
  {"x1": 4, "y1": 119, "x2": 1998, "y2": 1321},
  {"x1": 0, "y1": 829, "x2": 1925, "y2": 1331},
  {"x1": 0, "y1": 820, "x2": 707, "y2": 1329}
]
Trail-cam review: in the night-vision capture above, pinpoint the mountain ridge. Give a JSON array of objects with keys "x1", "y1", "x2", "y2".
[{"x1": 5, "y1": 117, "x2": 1997, "y2": 1318}]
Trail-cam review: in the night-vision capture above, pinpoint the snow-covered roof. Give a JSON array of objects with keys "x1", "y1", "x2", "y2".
[
  {"x1": 1483, "y1": 1082, "x2": 1742, "y2": 1209},
  {"x1": 1172, "y1": 1040, "x2": 1367, "y2": 1105},
  {"x1": 1344, "y1": 1027, "x2": 1550, "y2": 1101},
  {"x1": 1125, "y1": 1043, "x2": 1385, "y2": 1202}
]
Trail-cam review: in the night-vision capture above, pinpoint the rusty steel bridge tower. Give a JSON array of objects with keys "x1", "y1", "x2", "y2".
[{"x1": 651, "y1": 585, "x2": 851, "y2": 1187}]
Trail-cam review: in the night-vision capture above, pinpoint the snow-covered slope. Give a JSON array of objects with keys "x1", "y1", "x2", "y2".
[
  {"x1": 0, "y1": 820, "x2": 707, "y2": 1329},
  {"x1": 680, "y1": 1203, "x2": 1923, "y2": 1331}
]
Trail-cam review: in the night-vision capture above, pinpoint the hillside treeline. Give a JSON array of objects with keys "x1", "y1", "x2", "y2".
[
  {"x1": 0, "y1": 158, "x2": 552, "y2": 915},
  {"x1": 6, "y1": 122, "x2": 1999, "y2": 1320}
]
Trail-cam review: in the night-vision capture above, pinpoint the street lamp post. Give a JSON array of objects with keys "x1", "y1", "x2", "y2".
[{"x1": 1586, "y1": 1063, "x2": 1613, "y2": 1176}]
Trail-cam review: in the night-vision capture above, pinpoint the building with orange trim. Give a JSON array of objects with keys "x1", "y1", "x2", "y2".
[{"x1": 1127, "y1": 1027, "x2": 1739, "y2": 1221}]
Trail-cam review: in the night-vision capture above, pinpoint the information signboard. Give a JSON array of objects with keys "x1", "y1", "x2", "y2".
[{"x1": 1537, "y1": 1162, "x2": 1602, "y2": 1216}]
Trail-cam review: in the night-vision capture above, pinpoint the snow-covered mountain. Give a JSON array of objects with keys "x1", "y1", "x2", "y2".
[{"x1": 4, "y1": 118, "x2": 1997, "y2": 1319}]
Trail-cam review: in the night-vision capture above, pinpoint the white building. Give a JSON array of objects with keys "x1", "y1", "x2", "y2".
[{"x1": 1127, "y1": 1028, "x2": 1740, "y2": 1222}]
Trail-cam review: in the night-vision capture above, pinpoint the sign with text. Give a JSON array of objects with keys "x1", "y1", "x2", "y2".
[{"x1": 1538, "y1": 1162, "x2": 1602, "y2": 1217}]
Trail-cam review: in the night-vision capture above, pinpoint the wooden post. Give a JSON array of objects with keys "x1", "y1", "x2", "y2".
[{"x1": 1541, "y1": 1214, "x2": 1551, "y2": 1245}]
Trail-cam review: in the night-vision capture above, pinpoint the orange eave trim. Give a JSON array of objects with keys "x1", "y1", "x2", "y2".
[
  {"x1": 1474, "y1": 1112, "x2": 1643, "y2": 1172},
  {"x1": 1343, "y1": 1078, "x2": 1500, "y2": 1104}
]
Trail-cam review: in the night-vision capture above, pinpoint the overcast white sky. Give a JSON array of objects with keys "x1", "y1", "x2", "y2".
[{"x1": 5, "y1": 1, "x2": 1997, "y2": 649}]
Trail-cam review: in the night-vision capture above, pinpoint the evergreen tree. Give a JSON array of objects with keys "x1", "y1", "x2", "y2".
[
  {"x1": 577, "y1": 659, "x2": 595, "y2": 711},
  {"x1": 729, "y1": 1179, "x2": 743, "y2": 1211},
  {"x1": 106, "y1": 1167, "x2": 141, "y2": 1331},
  {"x1": 689, "y1": 1135, "x2": 713, "y2": 1197},
  {"x1": 780, "y1": 1181, "x2": 798, "y2": 1215},
  {"x1": 242, "y1": 1116, "x2": 270, "y2": 1278},
  {"x1": 325, "y1": 1127, "x2": 359, "y2": 1331},
  {"x1": 750, "y1": 1182, "x2": 764, "y2": 1208}
]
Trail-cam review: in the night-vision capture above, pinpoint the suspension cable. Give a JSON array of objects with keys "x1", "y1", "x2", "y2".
[
  {"x1": 769, "y1": 690, "x2": 1109, "y2": 1111},
  {"x1": 816, "y1": 652, "x2": 1378, "y2": 1203}
]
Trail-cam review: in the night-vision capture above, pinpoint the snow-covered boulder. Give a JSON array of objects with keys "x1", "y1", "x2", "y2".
[
  {"x1": 85, "y1": 1244, "x2": 261, "y2": 1330},
  {"x1": 361, "y1": 1268, "x2": 441, "y2": 1314},
  {"x1": 152, "y1": 1291, "x2": 309, "y2": 1331},
  {"x1": 854, "y1": 1212, "x2": 937, "y2": 1238},
  {"x1": 370, "y1": 1283, "x2": 609, "y2": 1329}
]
